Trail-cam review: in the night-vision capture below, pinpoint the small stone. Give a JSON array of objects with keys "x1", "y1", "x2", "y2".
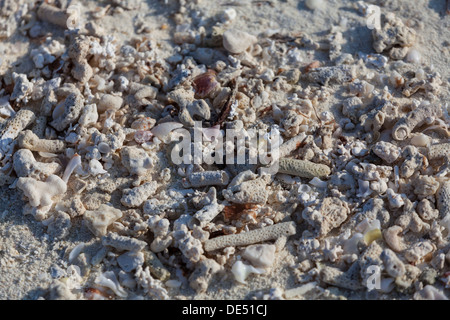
[
  {"x1": 305, "y1": 0, "x2": 324, "y2": 10},
  {"x1": 222, "y1": 29, "x2": 257, "y2": 54},
  {"x1": 242, "y1": 244, "x2": 276, "y2": 268},
  {"x1": 117, "y1": 251, "x2": 145, "y2": 272}
]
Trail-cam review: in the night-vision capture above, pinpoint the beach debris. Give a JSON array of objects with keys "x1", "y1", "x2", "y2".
[
  {"x1": 231, "y1": 260, "x2": 265, "y2": 284},
  {"x1": 204, "y1": 221, "x2": 296, "y2": 252},
  {"x1": 372, "y1": 13, "x2": 416, "y2": 59},
  {"x1": 17, "y1": 130, "x2": 66, "y2": 153},
  {"x1": 392, "y1": 102, "x2": 442, "y2": 141},
  {"x1": 277, "y1": 158, "x2": 331, "y2": 179},
  {"x1": 17, "y1": 174, "x2": 67, "y2": 208},
  {"x1": 84, "y1": 205, "x2": 123, "y2": 237},
  {"x1": 222, "y1": 29, "x2": 257, "y2": 54},
  {"x1": 0, "y1": 0, "x2": 449, "y2": 300}
]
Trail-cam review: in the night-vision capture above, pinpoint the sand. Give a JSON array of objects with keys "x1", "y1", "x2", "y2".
[{"x1": 0, "y1": 0, "x2": 449, "y2": 300}]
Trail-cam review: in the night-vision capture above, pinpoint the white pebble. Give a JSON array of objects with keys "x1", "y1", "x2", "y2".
[
  {"x1": 222, "y1": 29, "x2": 257, "y2": 54},
  {"x1": 305, "y1": 0, "x2": 325, "y2": 10},
  {"x1": 221, "y1": 8, "x2": 237, "y2": 23},
  {"x1": 406, "y1": 48, "x2": 421, "y2": 64}
]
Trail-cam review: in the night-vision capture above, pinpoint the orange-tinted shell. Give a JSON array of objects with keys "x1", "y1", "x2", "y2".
[{"x1": 131, "y1": 117, "x2": 155, "y2": 131}]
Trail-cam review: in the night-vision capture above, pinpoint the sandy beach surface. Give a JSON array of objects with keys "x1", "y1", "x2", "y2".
[{"x1": 0, "y1": 0, "x2": 449, "y2": 300}]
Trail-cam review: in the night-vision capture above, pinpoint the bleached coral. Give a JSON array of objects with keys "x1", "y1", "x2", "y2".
[
  {"x1": 17, "y1": 130, "x2": 66, "y2": 153},
  {"x1": 17, "y1": 174, "x2": 66, "y2": 208},
  {"x1": 0, "y1": 109, "x2": 35, "y2": 160},
  {"x1": 392, "y1": 102, "x2": 442, "y2": 141},
  {"x1": 84, "y1": 204, "x2": 123, "y2": 237},
  {"x1": 372, "y1": 13, "x2": 416, "y2": 59},
  {"x1": 204, "y1": 221, "x2": 296, "y2": 252},
  {"x1": 277, "y1": 158, "x2": 331, "y2": 179},
  {"x1": 222, "y1": 171, "x2": 270, "y2": 204},
  {"x1": 13, "y1": 149, "x2": 61, "y2": 179},
  {"x1": 121, "y1": 181, "x2": 157, "y2": 208}
]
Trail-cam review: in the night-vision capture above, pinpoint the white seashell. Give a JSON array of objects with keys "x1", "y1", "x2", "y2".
[
  {"x1": 440, "y1": 215, "x2": 450, "y2": 233},
  {"x1": 309, "y1": 177, "x2": 328, "y2": 188},
  {"x1": 298, "y1": 184, "x2": 312, "y2": 193},
  {"x1": 386, "y1": 188, "x2": 404, "y2": 209},
  {"x1": 276, "y1": 173, "x2": 300, "y2": 185},
  {"x1": 406, "y1": 48, "x2": 421, "y2": 64},
  {"x1": 62, "y1": 154, "x2": 81, "y2": 183},
  {"x1": 150, "y1": 122, "x2": 183, "y2": 143},
  {"x1": 242, "y1": 244, "x2": 276, "y2": 268},
  {"x1": 319, "y1": 111, "x2": 333, "y2": 122},
  {"x1": 231, "y1": 260, "x2": 265, "y2": 284},
  {"x1": 415, "y1": 68, "x2": 426, "y2": 80},
  {"x1": 69, "y1": 243, "x2": 86, "y2": 263},
  {"x1": 165, "y1": 279, "x2": 182, "y2": 288},
  {"x1": 97, "y1": 142, "x2": 111, "y2": 154},
  {"x1": 89, "y1": 159, "x2": 107, "y2": 175},
  {"x1": 52, "y1": 101, "x2": 65, "y2": 120},
  {"x1": 38, "y1": 151, "x2": 58, "y2": 158},
  {"x1": 410, "y1": 133, "x2": 430, "y2": 147},
  {"x1": 352, "y1": 146, "x2": 369, "y2": 157},
  {"x1": 95, "y1": 271, "x2": 128, "y2": 298}
]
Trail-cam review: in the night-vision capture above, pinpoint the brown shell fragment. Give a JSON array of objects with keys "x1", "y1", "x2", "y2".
[{"x1": 192, "y1": 70, "x2": 218, "y2": 98}]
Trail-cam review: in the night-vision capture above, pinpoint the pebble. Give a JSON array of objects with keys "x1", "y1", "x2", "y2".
[
  {"x1": 117, "y1": 251, "x2": 145, "y2": 273},
  {"x1": 406, "y1": 48, "x2": 421, "y2": 64},
  {"x1": 222, "y1": 29, "x2": 257, "y2": 54},
  {"x1": 305, "y1": 0, "x2": 324, "y2": 10}
]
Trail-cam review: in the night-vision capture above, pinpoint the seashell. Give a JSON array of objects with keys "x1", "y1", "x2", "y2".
[
  {"x1": 62, "y1": 153, "x2": 81, "y2": 183},
  {"x1": 165, "y1": 280, "x2": 182, "y2": 288},
  {"x1": 131, "y1": 117, "x2": 155, "y2": 131},
  {"x1": 150, "y1": 122, "x2": 183, "y2": 143},
  {"x1": 406, "y1": 48, "x2": 421, "y2": 64},
  {"x1": 97, "y1": 142, "x2": 111, "y2": 154},
  {"x1": 410, "y1": 133, "x2": 430, "y2": 147},
  {"x1": 134, "y1": 130, "x2": 154, "y2": 144},
  {"x1": 192, "y1": 70, "x2": 218, "y2": 98},
  {"x1": 89, "y1": 159, "x2": 107, "y2": 175},
  {"x1": 69, "y1": 243, "x2": 86, "y2": 263},
  {"x1": 309, "y1": 177, "x2": 327, "y2": 188},
  {"x1": 38, "y1": 151, "x2": 58, "y2": 158},
  {"x1": 94, "y1": 271, "x2": 128, "y2": 298},
  {"x1": 231, "y1": 260, "x2": 265, "y2": 284},
  {"x1": 343, "y1": 233, "x2": 364, "y2": 255}
]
